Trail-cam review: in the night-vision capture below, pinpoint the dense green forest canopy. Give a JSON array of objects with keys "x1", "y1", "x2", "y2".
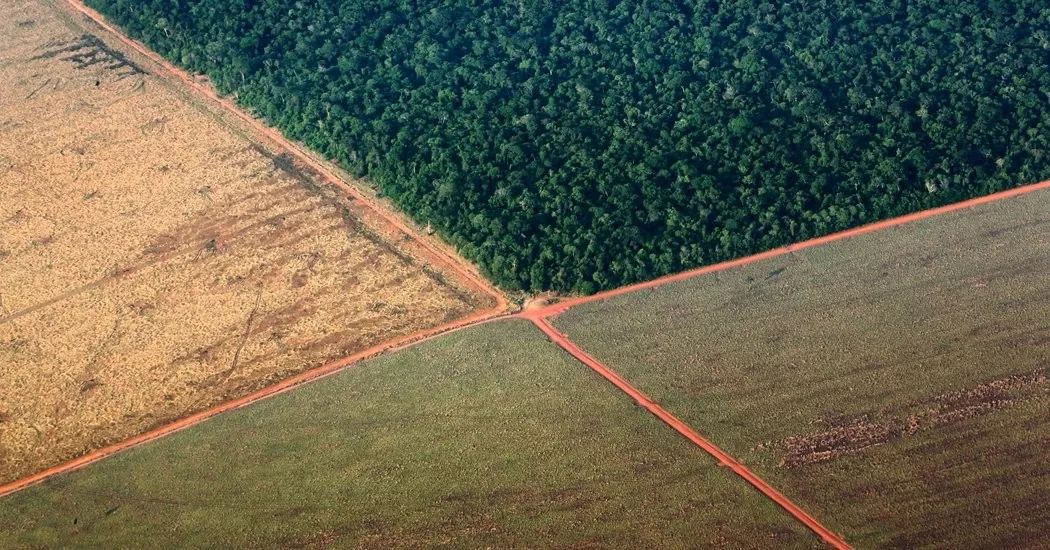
[{"x1": 87, "y1": 0, "x2": 1049, "y2": 292}]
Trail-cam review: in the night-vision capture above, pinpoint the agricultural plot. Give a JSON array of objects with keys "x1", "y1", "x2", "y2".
[
  {"x1": 555, "y1": 189, "x2": 1050, "y2": 547},
  {"x1": 0, "y1": 1, "x2": 492, "y2": 484},
  {"x1": 0, "y1": 320, "x2": 818, "y2": 547}
]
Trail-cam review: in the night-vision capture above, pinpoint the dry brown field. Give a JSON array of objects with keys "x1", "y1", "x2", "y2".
[{"x1": 0, "y1": 0, "x2": 491, "y2": 483}]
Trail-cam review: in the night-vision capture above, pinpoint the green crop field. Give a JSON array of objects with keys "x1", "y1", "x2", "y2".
[
  {"x1": 554, "y1": 189, "x2": 1050, "y2": 547},
  {"x1": 0, "y1": 320, "x2": 817, "y2": 548}
]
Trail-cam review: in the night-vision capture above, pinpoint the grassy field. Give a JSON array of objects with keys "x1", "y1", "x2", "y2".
[
  {"x1": 0, "y1": 320, "x2": 817, "y2": 547},
  {"x1": 555, "y1": 189, "x2": 1050, "y2": 547},
  {"x1": 0, "y1": 0, "x2": 492, "y2": 483}
]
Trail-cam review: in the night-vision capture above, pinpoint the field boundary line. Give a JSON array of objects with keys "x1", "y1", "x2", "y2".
[
  {"x1": 526, "y1": 315, "x2": 851, "y2": 548},
  {"x1": 4, "y1": 181, "x2": 1047, "y2": 498},
  {"x1": 57, "y1": 0, "x2": 507, "y2": 313},
  {"x1": 530, "y1": 179, "x2": 1050, "y2": 317},
  {"x1": 0, "y1": 312, "x2": 511, "y2": 499}
]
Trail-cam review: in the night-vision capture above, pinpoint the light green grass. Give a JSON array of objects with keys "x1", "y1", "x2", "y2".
[
  {"x1": 556, "y1": 190, "x2": 1050, "y2": 547},
  {"x1": 0, "y1": 320, "x2": 815, "y2": 548}
]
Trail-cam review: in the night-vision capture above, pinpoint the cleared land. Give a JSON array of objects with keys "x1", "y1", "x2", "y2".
[
  {"x1": 0, "y1": 320, "x2": 817, "y2": 547},
  {"x1": 555, "y1": 189, "x2": 1050, "y2": 547},
  {"x1": 0, "y1": 1, "x2": 491, "y2": 484}
]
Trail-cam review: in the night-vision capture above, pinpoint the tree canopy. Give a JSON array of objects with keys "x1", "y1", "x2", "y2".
[{"x1": 88, "y1": 0, "x2": 1050, "y2": 292}]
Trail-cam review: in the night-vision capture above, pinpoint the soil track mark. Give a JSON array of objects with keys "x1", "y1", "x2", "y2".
[
  {"x1": 777, "y1": 370, "x2": 1049, "y2": 467},
  {"x1": 32, "y1": 33, "x2": 143, "y2": 76}
]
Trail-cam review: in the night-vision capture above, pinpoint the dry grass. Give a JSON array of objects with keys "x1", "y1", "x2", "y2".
[
  {"x1": 0, "y1": 0, "x2": 487, "y2": 483},
  {"x1": 556, "y1": 189, "x2": 1050, "y2": 547}
]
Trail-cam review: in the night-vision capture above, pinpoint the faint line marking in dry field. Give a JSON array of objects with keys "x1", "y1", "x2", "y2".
[
  {"x1": 58, "y1": 0, "x2": 507, "y2": 314},
  {"x1": 222, "y1": 288, "x2": 264, "y2": 384},
  {"x1": 0, "y1": 202, "x2": 314, "y2": 326}
]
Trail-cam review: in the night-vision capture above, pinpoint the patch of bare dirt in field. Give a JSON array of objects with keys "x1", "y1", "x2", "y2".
[
  {"x1": 773, "y1": 370, "x2": 1049, "y2": 467},
  {"x1": 31, "y1": 33, "x2": 143, "y2": 77},
  {"x1": 0, "y1": 1, "x2": 490, "y2": 483}
]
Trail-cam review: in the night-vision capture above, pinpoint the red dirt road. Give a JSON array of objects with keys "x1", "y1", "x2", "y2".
[
  {"x1": 527, "y1": 314, "x2": 852, "y2": 549},
  {"x1": 60, "y1": 0, "x2": 507, "y2": 315},
  {"x1": 529, "y1": 179, "x2": 1050, "y2": 318}
]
